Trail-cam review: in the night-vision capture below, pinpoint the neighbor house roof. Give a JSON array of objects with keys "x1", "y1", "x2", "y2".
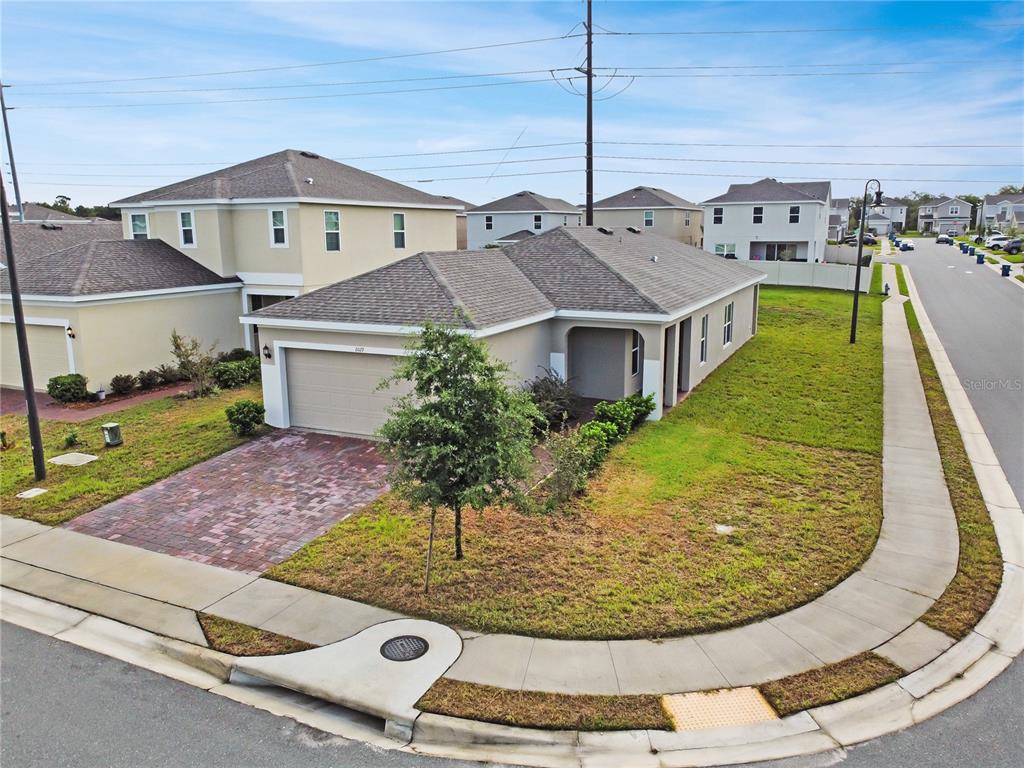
[
  {"x1": 703, "y1": 178, "x2": 830, "y2": 205},
  {"x1": 493, "y1": 229, "x2": 535, "y2": 243},
  {"x1": 111, "y1": 149, "x2": 459, "y2": 209},
  {"x1": 593, "y1": 186, "x2": 699, "y2": 210},
  {"x1": 248, "y1": 226, "x2": 763, "y2": 331},
  {"x1": 469, "y1": 191, "x2": 578, "y2": 214},
  {"x1": 1, "y1": 239, "x2": 239, "y2": 297},
  {"x1": 0, "y1": 218, "x2": 123, "y2": 263},
  {"x1": 7, "y1": 203, "x2": 92, "y2": 222},
  {"x1": 436, "y1": 195, "x2": 475, "y2": 213},
  {"x1": 983, "y1": 193, "x2": 1024, "y2": 205},
  {"x1": 866, "y1": 213, "x2": 891, "y2": 221},
  {"x1": 831, "y1": 198, "x2": 850, "y2": 209}
]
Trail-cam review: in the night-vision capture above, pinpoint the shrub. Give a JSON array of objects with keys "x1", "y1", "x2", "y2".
[
  {"x1": 213, "y1": 357, "x2": 261, "y2": 389},
  {"x1": 47, "y1": 374, "x2": 89, "y2": 403},
  {"x1": 543, "y1": 428, "x2": 595, "y2": 509},
  {"x1": 524, "y1": 367, "x2": 581, "y2": 433},
  {"x1": 578, "y1": 420, "x2": 618, "y2": 466},
  {"x1": 225, "y1": 399, "x2": 265, "y2": 436},
  {"x1": 63, "y1": 428, "x2": 81, "y2": 449},
  {"x1": 108, "y1": 374, "x2": 137, "y2": 396},
  {"x1": 170, "y1": 330, "x2": 218, "y2": 397},
  {"x1": 137, "y1": 369, "x2": 161, "y2": 390},
  {"x1": 593, "y1": 399, "x2": 635, "y2": 440},
  {"x1": 239, "y1": 355, "x2": 261, "y2": 382},
  {"x1": 622, "y1": 392, "x2": 657, "y2": 427},
  {"x1": 156, "y1": 363, "x2": 184, "y2": 384},
  {"x1": 217, "y1": 347, "x2": 254, "y2": 363}
]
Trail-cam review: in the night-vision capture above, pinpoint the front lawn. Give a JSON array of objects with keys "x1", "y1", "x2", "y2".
[
  {"x1": 1, "y1": 385, "x2": 262, "y2": 525},
  {"x1": 268, "y1": 288, "x2": 883, "y2": 639}
]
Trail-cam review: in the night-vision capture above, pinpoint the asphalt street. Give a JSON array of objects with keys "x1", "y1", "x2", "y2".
[{"x1": 886, "y1": 237, "x2": 1024, "y2": 505}]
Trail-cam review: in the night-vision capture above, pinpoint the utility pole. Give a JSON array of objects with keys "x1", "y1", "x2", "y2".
[
  {"x1": 0, "y1": 83, "x2": 25, "y2": 222},
  {"x1": 851, "y1": 180, "x2": 882, "y2": 345},
  {"x1": 1, "y1": 182, "x2": 46, "y2": 480},
  {"x1": 584, "y1": 0, "x2": 594, "y2": 225}
]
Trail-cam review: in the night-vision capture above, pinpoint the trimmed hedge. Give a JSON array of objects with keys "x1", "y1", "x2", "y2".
[
  {"x1": 212, "y1": 356, "x2": 260, "y2": 389},
  {"x1": 46, "y1": 374, "x2": 89, "y2": 403},
  {"x1": 225, "y1": 399, "x2": 265, "y2": 436}
]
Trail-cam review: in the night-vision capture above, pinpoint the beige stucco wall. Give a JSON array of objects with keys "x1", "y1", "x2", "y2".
[
  {"x1": 592, "y1": 208, "x2": 704, "y2": 246},
  {"x1": 677, "y1": 284, "x2": 758, "y2": 392},
  {"x1": 124, "y1": 208, "x2": 238, "y2": 277},
  {"x1": 480, "y1": 321, "x2": 551, "y2": 384}
]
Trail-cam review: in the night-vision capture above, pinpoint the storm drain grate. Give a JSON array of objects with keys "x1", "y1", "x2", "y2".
[{"x1": 380, "y1": 635, "x2": 429, "y2": 662}]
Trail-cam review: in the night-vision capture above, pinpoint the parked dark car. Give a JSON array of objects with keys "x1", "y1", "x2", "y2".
[
  {"x1": 844, "y1": 234, "x2": 877, "y2": 246},
  {"x1": 936, "y1": 233, "x2": 954, "y2": 244},
  {"x1": 1004, "y1": 239, "x2": 1022, "y2": 255}
]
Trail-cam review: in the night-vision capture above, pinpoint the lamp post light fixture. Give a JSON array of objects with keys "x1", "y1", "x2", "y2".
[{"x1": 851, "y1": 179, "x2": 883, "y2": 344}]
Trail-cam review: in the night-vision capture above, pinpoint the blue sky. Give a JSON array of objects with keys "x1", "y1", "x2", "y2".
[{"x1": 2, "y1": 1, "x2": 1022, "y2": 209}]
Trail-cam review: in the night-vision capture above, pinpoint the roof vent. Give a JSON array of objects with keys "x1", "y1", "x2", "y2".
[
  {"x1": 299, "y1": 151, "x2": 320, "y2": 159},
  {"x1": 597, "y1": 227, "x2": 614, "y2": 235},
  {"x1": 650, "y1": 254, "x2": 659, "y2": 263},
  {"x1": 626, "y1": 226, "x2": 641, "y2": 234},
  {"x1": 41, "y1": 222, "x2": 63, "y2": 230},
  {"x1": 304, "y1": 177, "x2": 314, "y2": 185}
]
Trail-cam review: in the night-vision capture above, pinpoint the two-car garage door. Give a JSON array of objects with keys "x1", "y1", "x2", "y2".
[
  {"x1": 1, "y1": 323, "x2": 70, "y2": 390},
  {"x1": 285, "y1": 348, "x2": 410, "y2": 436}
]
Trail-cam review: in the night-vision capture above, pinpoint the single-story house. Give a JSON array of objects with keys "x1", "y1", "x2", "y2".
[
  {"x1": 6, "y1": 203, "x2": 98, "y2": 224},
  {"x1": 1, "y1": 217, "x2": 122, "y2": 261},
  {"x1": 245, "y1": 226, "x2": 764, "y2": 437},
  {"x1": 1, "y1": 239, "x2": 241, "y2": 392},
  {"x1": 492, "y1": 229, "x2": 535, "y2": 246}
]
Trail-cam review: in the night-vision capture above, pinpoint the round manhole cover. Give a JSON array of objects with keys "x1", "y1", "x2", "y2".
[{"x1": 380, "y1": 635, "x2": 429, "y2": 662}]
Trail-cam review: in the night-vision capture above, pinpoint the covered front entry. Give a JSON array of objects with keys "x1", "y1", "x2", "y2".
[
  {"x1": 284, "y1": 348, "x2": 408, "y2": 436},
  {"x1": 1, "y1": 322, "x2": 71, "y2": 390}
]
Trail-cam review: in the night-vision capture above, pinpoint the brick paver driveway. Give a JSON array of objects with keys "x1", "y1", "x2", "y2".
[{"x1": 65, "y1": 430, "x2": 388, "y2": 573}]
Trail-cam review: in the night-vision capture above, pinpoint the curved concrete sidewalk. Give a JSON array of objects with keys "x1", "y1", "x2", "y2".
[{"x1": 0, "y1": 268, "x2": 964, "y2": 696}]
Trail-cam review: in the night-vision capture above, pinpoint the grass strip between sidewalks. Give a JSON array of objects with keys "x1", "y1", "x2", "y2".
[
  {"x1": 198, "y1": 614, "x2": 315, "y2": 656},
  {"x1": 416, "y1": 677, "x2": 673, "y2": 731},
  {"x1": 757, "y1": 652, "x2": 904, "y2": 717}
]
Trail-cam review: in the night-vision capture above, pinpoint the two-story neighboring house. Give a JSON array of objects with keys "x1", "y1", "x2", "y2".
[
  {"x1": 916, "y1": 197, "x2": 973, "y2": 234},
  {"x1": 828, "y1": 197, "x2": 850, "y2": 240},
  {"x1": 592, "y1": 186, "x2": 703, "y2": 246},
  {"x1": 701, "y1": 178, "x2": 830, "y2": 263},
  {"x1": 113, "y1": 149, "x2": 461, "y2": 350},
  {"x1": 864, "y1": 197, "x2": 907, "y2": 235},
  {"x1": 466, "y1": 191, "x2": 581, "y2": 249},
  {"x1": 981, "y1": 193, "x2": 1024, "y2": 232}
]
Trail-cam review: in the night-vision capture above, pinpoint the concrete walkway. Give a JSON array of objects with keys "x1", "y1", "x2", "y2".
[{"x1": 0, "y1": 277, "x2": 964, "y2": 696}]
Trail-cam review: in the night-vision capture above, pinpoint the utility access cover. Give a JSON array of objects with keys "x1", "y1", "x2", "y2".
[{"x1": 380, "y1": 635, "x2": 429, "y2": 662}]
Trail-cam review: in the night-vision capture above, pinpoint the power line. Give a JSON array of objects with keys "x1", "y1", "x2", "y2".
[
  {"x1": 593, "y1": 22, "x2": 1024, "y2": 37},
  {"x1": 599, "y1": 140, "x2": 1024, "y2": 149},
  {"x1": 594, "y1": 59, "x2": 1020, "y2": 71},
  {"x1": 596, "y1": 154, "x2": 1021, "y2": 168},
  {"x1": 14, "y1": 34, "x2": 585, "y2": 87}
]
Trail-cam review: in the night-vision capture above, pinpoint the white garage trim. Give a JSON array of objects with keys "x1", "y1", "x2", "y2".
[
  {"x1": 264, "y1": 340, "x2": 410, "y2": 429},
  {"x1": 0, "y1": 315, "x2": 76, "y2": 374}
]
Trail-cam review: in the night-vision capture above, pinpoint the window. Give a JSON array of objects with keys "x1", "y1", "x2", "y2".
[
  {"x1": 269, "y1": 209, "x2": 287, "y2": 246},
  {"x1": 699, "y1": 314, "x2": 709, "y2": 364},
  {"x1": 789, "y1": 205, "x2": 800, "y2": 224},
  {"x1": 630, "y1": 331, "x2": 641, "y2": 376},
  {"x1": 684, "y1": 212, "x2": 691, "y2": 226},
  {"x1": 484, "y1": 215, "x2": 493, "y2": 230},
  {"x1": 324, "y1": 210, "x2": 341, "y2": 251},
  {"x1": 713, "y1": 207, "x2": 723, "y2": 225},
  {"x1": 714, "y1": 243, "x2": 736, "y2": 259},
  {"x1": 130, "y1": 213, "x2": 148, "y2": 240},
  {"x1": 643, "y1": 210, "x2": 654, "y2": 227},
  {"x1": 752, "y1": 206, "x2": 764, "y2": 224},
  {"x1": 393, "y1": 212, "x2": 406, "y2": 248},
  {"x1": 764, "y1": 243, "x2": 801, "y2": 262},
  {"x1": 924, "y1": 207, "x2": 932, "y2": 214},
  {"x1": 723, "y1": 302, "x2": 734, "y2": 346},
  {"x1": 178, "y1": 211, "x2": 195, "y2": 247},
  {"x1": 533, "y1": 214, "x2": 543, "y2": 230},
  {"x1": 949, "y1": 205, "x2": 960, "y2": 216},
  {"x1": 577, "y1": 215, "x2": 582, "y2": 226}
]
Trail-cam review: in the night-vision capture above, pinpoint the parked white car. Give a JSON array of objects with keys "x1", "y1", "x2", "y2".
[{"x1": 985, "y1": 235, "x2": 1011, "y2": 248}]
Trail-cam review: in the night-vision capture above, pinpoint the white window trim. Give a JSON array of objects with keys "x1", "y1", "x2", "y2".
[
  {"x1": 630, "y1": 330, "x2": 641, "y2": 376},
  {"x1": 485, "y1": 215, "x2": 493, "y2": 230},
  {"x1": 324, "y1": 209, "x2": 341, "y2": 252},
  {"x1": 269, "y1": 209, "x2": 289, "y2": 248},
  {"x1": 178, "y1": 209, "x2": 197, "y2": 248},
  {"x1": 699, "y1": 313, "x2": 709, "y2": 365},
  {"x1": 949, "y1": 206, "x2": 960, "y2": 216},
  {"x1": 713, "y1": 207, "x2": 724, "y2": 225},
  {"x1": 752, "y1": 206, "x2": 764, "y2": 224},
  {"x1": 789, "y1": 205, "x2": 800, "y2": 224},
  {"x1": 533, "y1": 214, "x2": 543, "y2": 230},
  {"x1": 723, "y1": 302, "x2": 734, "y2": 347},
  {"x1": 130, "y1": 212, "x2": 149, "y2": 240},
  {"x1": 643, "y1": 210, "x2": 654, "y2": 227},
  {"x1": 393, "y1": 211, "x2": 407, "y2": 249}
]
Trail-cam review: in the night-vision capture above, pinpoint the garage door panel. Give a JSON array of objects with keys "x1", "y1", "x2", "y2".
[
  {"x1": 1, "y1": 324, "x2": 70, "y2": 390},
  {"x1": 286, "y1": 348, "x2": 409, "y2": 436}
]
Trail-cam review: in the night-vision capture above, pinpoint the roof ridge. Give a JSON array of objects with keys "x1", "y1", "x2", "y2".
[
  {"x1": 560, "y1": 228, "x2": 667, "y2": 313},
  {"x1": 281, "y1": 151, "x2": 302, "y2": 196},
  {"x1": 419, "y1": 253, "x2": 476, "y2": 328},
  {"x1": 70, "y1": 240, "x2": 100, "y2": 295}
]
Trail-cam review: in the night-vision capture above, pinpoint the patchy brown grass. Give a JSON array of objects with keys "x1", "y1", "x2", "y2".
[
  {"x1": 903, "y1": 301, "x2": 1003, "y2": 638},
  {"x1": 198, "y1": 614, "x2": 314, "y2": 656},
  {"x1": 758, "y1": 652, "x2": 905, "y2": 716},
  {"x1": 416, "y1": 677, "x2": 672, "y2": 731},
  {"x1": 267, "y1": 288, "x2": 883, "y2": 639}
]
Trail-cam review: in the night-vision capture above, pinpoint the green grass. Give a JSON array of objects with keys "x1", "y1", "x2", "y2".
[
  {"x1": 0, "y1": 386, "x2": 262, "y2": 525},
  {"x1": 1015, "y1": 274, "x2": 1024, "y2": 284},
  {"x1": 268, "y1": 288, "x2": 884, "y2": 639},
  {"x1": 903, "y1": 301, "x2": 1003, "y2": 638},
  {"x1": 894, "y1": 264, "x2": 909, "y2": 297},
  {"x1": 416, "y1": 678, "x2": 672, "y2": 731},
  {"x1": 870, "y1": 262, "x2": 882, "y2": 294},
  {"x1": 985, "y1": 256, "x2": 999, "y2": 265},
  {"x1": 1000, "y1": 251, "x2": 1023, "y2": 264},
  {"x1": 758, "y1": 652, "x2": 904, "y2": 716},
  {"x1": 198, "y1": 614, "x2": 314, "y2": 656}
]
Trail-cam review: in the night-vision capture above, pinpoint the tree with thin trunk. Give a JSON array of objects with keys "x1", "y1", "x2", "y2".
[{"x1": 377, "y1": 324, "x2": 538, "y2": 593}]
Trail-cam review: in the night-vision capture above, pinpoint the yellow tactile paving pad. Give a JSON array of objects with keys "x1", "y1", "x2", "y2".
[{"x1": 663, "y1": 687, "x2": 778, "y2": 731}]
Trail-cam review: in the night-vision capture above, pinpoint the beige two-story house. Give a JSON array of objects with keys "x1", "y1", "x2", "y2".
[
  {"x1": 113, "y1": 149, "x2": 461, "y2": 351},
  {"x1": 593, "y1": 186, "x2": 703, "y2": 246}
]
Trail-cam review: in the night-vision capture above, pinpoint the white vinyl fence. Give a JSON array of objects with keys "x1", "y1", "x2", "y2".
[{"x1": 748, "y1": 261, "x2": 873, "y2": 293}]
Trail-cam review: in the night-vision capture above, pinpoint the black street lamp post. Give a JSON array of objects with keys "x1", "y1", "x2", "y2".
[{"x1": 851, "y1": 179, "x2": 884, "y2": 344}]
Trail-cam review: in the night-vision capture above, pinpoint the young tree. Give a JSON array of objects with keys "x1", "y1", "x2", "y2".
[
  {"x1": 169, "y1": 329, "x2": 218, "y2": 397},
  {"x1": 377, "y1": 323, "x2": 539, "y2": 592}
]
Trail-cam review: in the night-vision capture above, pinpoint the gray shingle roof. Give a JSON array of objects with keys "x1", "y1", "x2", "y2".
[
  {"x1": 704, "y1": 178, "x2": 830, "y2": 205},
  {"x1": 1, "y1": 218, "x2": 123, "y2": 263},
  {"x1": 493, "y1": 229, "x2": 535, "y2": 242},
  {"x1": 830, "y1": 197, "x2": 850, "y2": 209},
  {"x1": 593, "y1": 186, "x2": 698, "y2": 210},
  {"x1": 1, "y1": 239, "x2": 238, "y2": 297},
  {"x1": 436, "y1": 195, "x2": 475, "y2": 212},
  {"x1": 7, "y1": 204, "x2": 92, "y2": 222},
  {"x1": 984, "y1": 193, "x2": 1024, "y2": 204},
  {"x1": 250, "y1": 226, "x2": 763, "y2": 329},
  {"x1": 867, "y1": 213, "x2": 890, "y2": 221},
  {"x1": 469, "y1": 191, "x2": 578, "y2": 214},
  {"x1": 111, "y1": 149, "x2": 459, "y2": 208}
]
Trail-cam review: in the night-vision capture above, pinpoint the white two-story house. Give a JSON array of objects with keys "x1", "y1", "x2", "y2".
[
  {"x1": 915, "y1": 197, "x2": 973, "y2": 234},
  {"x1": 981, "y1": 193, "x2": 1024, "y2": 232},
  {"x1": 863, "y1": 196, "x2": 907, "y2": 235},
  {"x1": 829, "y1": 197, "x2": 850, "y2": 240},
  {"x1": 113, "y1": 149, "x2": 461, "y2": 351},
  {"x1": 465, "y1": 191, "x2": 581, "y2": 249},
  {"x1": 701, "y1": 178, "x2": 831, "y2": 263}
]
